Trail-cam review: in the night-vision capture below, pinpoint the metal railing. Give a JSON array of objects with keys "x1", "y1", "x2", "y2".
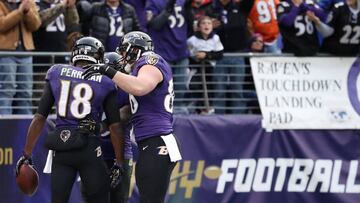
[{"x1": 0, "y1": 51, "x2": 287, "y2": 115}]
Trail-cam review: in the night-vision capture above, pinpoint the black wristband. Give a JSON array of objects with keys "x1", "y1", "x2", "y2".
[{"x1": 105, "y1": 66, "x2": 118, "y2": 79}]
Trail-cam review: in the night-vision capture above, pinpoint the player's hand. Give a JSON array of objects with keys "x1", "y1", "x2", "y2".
[
  {"x1": 306, "y1": 11, "x2": 320, "y2": 25},
  {"x1": 212, "y1": 18, "x2": 221, "y2": 29},
  {"x1": 165, "y1": 0, "x2": 176, "y2": 13},
  {"x1": 78, "y1": 116, "x2": 97, "y2": 133},
  {"x1": 109, "y1": 162, "x2": 124, "y2": 188},
  {"x1": 16, "y1": 152, "x2": 33, "y2": 176},
  {"x1": 19, "y1": 0, "x2": 30, "y2": 13},
  {"x1": 82, "y1": 64, "x2": 117, "y2": 80},
  {"x1": 195, "y1": 52, "x2": 206, "y2": 60}
]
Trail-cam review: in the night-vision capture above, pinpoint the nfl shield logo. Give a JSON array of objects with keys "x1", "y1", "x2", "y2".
[{"x1": 60, "y1": 130, "x2": 71, "y2": 143}]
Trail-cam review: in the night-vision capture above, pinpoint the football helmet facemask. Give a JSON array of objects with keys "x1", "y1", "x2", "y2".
[
  {"x1": 104, "y1": 52, "x2": 130, "y2": 74},
  {"x1": 116, "y1": 31, "x2": 154, "y2": 64},
  {"x1": 71, "y1": 36, "x2": 105, "y2": 65}
]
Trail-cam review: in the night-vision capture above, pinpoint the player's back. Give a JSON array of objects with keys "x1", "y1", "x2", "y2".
[{"x1": 46, "y1": 64, "x2": 117, "y2": 127}]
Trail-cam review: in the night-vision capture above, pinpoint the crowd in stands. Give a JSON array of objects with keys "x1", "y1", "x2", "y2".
[{"x1": 0, "y1": 0, "x2": 358, "y2": 115}]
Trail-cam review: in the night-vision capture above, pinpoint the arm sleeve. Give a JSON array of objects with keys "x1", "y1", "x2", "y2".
[
  {"x1": 103, "y1": 90, "x2": 121, "y2": 125},
  {"x1": 147, "y1": 10, "x2": 171, "y2": 30},
  {"x1": 278, "y1": 3, "x2": 301, "y2": 27},
  {"x1": 0, "y1": 7, "x2": 23, "y2": 32},
  {"x1": 36, "y1": 82, "x2": 55, "y2": 117},
  {"x1": 65, "y1": 6, "x2": 80, "y2": 27},
  {"x1": 23, "y1": 0, "x2": 41, "y2": 31},
  {"x1": 315, "y1": 21, "x2": 334, "y2": 37},
  {"x1": 302, "y1": 3, "x2": 327, "y2": 22},
  {"x1": 39, "y1": 4, "x2": 65, "y2": 28}
]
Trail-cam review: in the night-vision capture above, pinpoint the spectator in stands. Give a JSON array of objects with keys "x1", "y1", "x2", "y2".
[
  {"x1": 124, "y1": 0, "x2": 147, "y2": 31},
  {"x1": 316, "y1": 0, "x2": 360, "y2": 56},
  {"x1": 187, "y1": 15, "x2": 223, "y2": 114},
  {"x1": 34, "y1": 0, "x2": 80, "y2": 54},
  {"x1": 32, "y1": 0, "x2": 80, "y2": 110},
  {"x1": 146, "y1": 0, "x2": 193, "y2": 114},
  {"x1": 277, "y1": 0, "x2": 326, "y2": 56},
  {"x1": 0, "y1": 0, "x2": 41, "y2": 115},
  {"x1": 212, "y1": 0, "x2": 251, "y2": 114},
  {"x1": 190, "y1": 0, "x2": 218, "y2": 34},
  {"x1": 84, "y1": 0, "x2": 141, "y2": 52},
  {"x1": 246, "y1": 0, "x2": 281, "y2": 53}
]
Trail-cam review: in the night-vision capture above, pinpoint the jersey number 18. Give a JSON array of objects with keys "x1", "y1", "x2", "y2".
[{"x1": 58, "y1": 80, "x2": 93, "y2": 119}]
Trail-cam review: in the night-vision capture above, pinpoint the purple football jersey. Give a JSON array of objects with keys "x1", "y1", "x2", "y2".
[
  {"x1": 46, "y1": 64, "x2": 117, "y2": 128},
  {"x1": 101, "y1": 89, "x2": 133, "y2": 160},
  {"x1": 106, "y1": 6, "x2": 123, "y2": 52},
  {"x1": 130, "y1": 52, "x2": 174, "y2": 141},
  {"x1": 145, "y1": 0, "x2": 189, "y2": 62}
]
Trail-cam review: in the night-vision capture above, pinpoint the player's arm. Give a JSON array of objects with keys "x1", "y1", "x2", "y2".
[
  {"x1": 112, "y1": 65, "x2": 163, "y2": 96},
  {"x1": 146, "y1": 0, "x2": 175, "y2": 30},
  {"x1": 315, "y1": 6, "x2": 339, "y2": 37},
  {"x1": 38, "y1": 0, "x2": 67, "y2": 27},
  {"x1": 23, "y1": 82, "x2": 55, "y2": 156},
  {"x1": 120, "y1": 105, "x2": 131, "y2": 124},
  {"x1": 277, "y1": 1, "x2": 301, "y2": 27},
  {"x1": 103, "y1": 91, "x2": 124, "y2": 165}
]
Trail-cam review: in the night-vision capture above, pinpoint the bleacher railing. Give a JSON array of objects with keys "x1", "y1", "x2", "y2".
[{"x1": 0, "y1": 51, "x2": 287, "y2": 115}]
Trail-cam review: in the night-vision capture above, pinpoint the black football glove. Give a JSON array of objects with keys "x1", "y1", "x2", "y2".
[
  {"x1": 82, "y1": 64, "x2": 118, "y2": 80},
  {"x1": 109, "y1": 162, "x2": 124, "y2": 189},
  {"x1": 16, "y1": 152, "x2": 33, "y2": 176},
  {"x1": 78, "y1": 116, "x2": 98, "y2": 134},
  {"x1": 165, "y1": 0, "x2": 176, "y2": 13}
]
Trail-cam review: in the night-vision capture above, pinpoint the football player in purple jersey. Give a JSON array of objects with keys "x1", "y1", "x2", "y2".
[
  {"x1": 16, "y1": 37, "x2": 124, "y2": 203},
  {"x1": 83, "y1": 31, "x2": 182, "y2": 203},
  {"x1": 81, "y1": 52, "x2": 133, "y2": 203}
]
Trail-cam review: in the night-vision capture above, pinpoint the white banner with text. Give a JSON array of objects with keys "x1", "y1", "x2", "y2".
[{"x1": 250, "y1": 57, "x2": 360, "y2": 130}]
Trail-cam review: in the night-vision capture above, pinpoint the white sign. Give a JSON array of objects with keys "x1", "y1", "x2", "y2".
[{"x1": 250, "y1": 57, "x2": 360, "y2": 130}]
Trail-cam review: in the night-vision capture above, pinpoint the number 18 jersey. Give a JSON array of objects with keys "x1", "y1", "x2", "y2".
[
  {"x1": 46, "y1": 64, "x2": 117, "y2": 127},
  {"x1": 129, "y1": 52, "x2": 174, "y2": 141}
]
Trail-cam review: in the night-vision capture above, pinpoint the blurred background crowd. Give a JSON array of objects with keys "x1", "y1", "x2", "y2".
[{"x1": 0, "y1": 0, "x2": 358, "y2": 115}]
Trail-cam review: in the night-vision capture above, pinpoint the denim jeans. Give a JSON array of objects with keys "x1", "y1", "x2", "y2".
[
  {"x1": 264, "y1": 38, "x2": 282, "y2": 54},
  {"x1": 169, "y1": 58, "x2": 189, "y2": 114},
  {"x1": 213, "y1": 56, "x2": 246, "y2": 114},
  {"x1": 0, "y1": 56, "x2": 33, "y2": 115}
]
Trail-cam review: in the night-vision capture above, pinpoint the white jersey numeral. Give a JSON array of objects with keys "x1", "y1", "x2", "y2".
[
  {"x1": 294, "y1": 15, "x2": 313, "y2": 36},
  {"x1": 168, "y1": 6, "x2": 185, "y2": 28},
  {"x1": 58, "y1": 80, "x2": 93, "y2": 119},
  {"x1": 256, "y1": 0, "x2": 277, "y2": 23},
  {"x1": 340, "y1": 25, "x2": 360, "y2": 44}
]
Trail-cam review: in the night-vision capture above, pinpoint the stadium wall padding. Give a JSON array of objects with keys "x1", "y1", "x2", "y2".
[{"x1": 0, "y1": 115, "x2": 359, "y2": 203}]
